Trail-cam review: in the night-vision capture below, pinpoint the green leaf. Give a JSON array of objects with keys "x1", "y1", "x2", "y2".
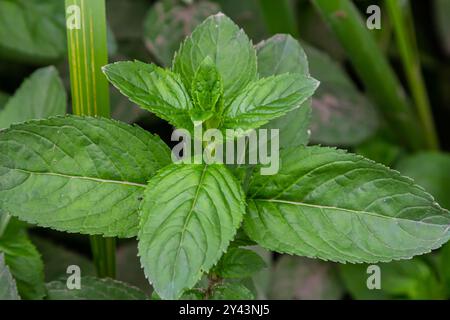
[
  {"x1": 269, "y1": 256, "x2": 343, "y2": 300},
  {"x1": 244, "y1": 146, "x2": 450, "y2": 263},
  {"x1": 210, "y1": 282, "x2": 255, "y2": 300},
  {"x1": 223, "y1": 73, "x2": 319, "y2": 131},
  {"x1": 0, "y1": 115, "x2": 171, "y2": 237},
  {"x1": 103, "y1": 61, "x2": 193, "y2": 130},
  {"x1": 303, "y1": 43, "x2": 378, "y2": 146},
  {"x1": 0, "y1": 220, "x2": 45, "y2": 299},
  {"x1": 0, "y1": 0, "x2": 66, "y2": 64},
  {"x1": 0, "y1": 252, "x2": 20, "y2": 300},
  {"x1": 256, "y1": 34, "x2": 312, "y2": 148},
  {"x1": 173, "y1": 13, "x2": 257, "y2": 106},
  {"x1": 256, "y1": 34, "x2": 309, "y2": 77},
  {"x1": 190, "y1": 57, "x2": 224, "y2": 122},
  {"x1": 214, "y1": 248, "x2": 266, "y2": 279},
  {"x1": 339, "y1": 259, "x2": 445, "y2": 300},
  {"x1": 138, "y1": 164, "x2": 246, "y2": 299},
  {"x1": 396, "y1": 152, "x2": 450, "y2": 210},
  {"x1": 144, "y1": 0, "x2": 220, "y2": 67},
  {"x1": 46, "y1": 276, "x2": 147, "y2": 300},
  {"x1": 31, "y1": 235, "x2": 96, "y2": 282},
  {"x1": 0, "y1": 66, "x2": 66, "y2": 129}
]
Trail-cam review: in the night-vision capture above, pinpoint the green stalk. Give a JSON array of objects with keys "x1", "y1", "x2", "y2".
[
  {"x1": 312, "y1": 0, "x2": 425, "y2": 151},
  {"x1": 65, "y1": 0, "x2": 116, "y2": 278},
  {"x1": 259, "y1": 0, "x2": 299, "y2": 37},
  {"x1": 385, "y1": 0, "x2": 439, "y2": 150}
]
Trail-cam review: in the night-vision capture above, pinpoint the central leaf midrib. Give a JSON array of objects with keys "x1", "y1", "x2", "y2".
[
  {"x1": 170, "y1": 165, "x2": 208, "y2": 289},
  {"x1": 6, "y1": 167, "x2": 146, "y2": 188},
  {"x1": 253, "y1": 198, "x2": 449, "y2": 229}
]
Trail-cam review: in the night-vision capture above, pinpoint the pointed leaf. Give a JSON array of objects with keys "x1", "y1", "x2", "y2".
[
  {"x1": 103, "y1": 61, "x2": 193, "y2": 130},
  {"x1": 256, "y1": 34, "x2": 309, "y2": 77},
  {"x1": 0, "y1": 66, "x2": 66, "y2": 129},
  {"x1": 144, "y1": 0, "x2": 220, "y2": 67},
  {"x1": 0, "y1": 116, "x2": 171, "y2": 237},
  {"x1": 190, "y1": 57, "x2": 224, "y2": 122},
  {"x1": 173, "y1": 13, "x2": 257, "y2": 105},
  {"x1": 256, "y1": 34, "x2": 312, "y2": 148},
  {"x1": 0, "y1": 253, "x2": 20, "y2": 300},
  {"x1": 223, "y1": 73, "x2": 319, "y2": 131},
  {"x1": 138, "y1": 164, "x2": 246, "y2": 299},
  {"x1": 244, "y1": 146, "x2": 450, "y2": 263}
]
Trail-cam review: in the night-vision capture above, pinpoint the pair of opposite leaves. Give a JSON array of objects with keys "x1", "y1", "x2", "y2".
[{"x1": 0, "y1": 14, "x2": 449, "y2": 300}]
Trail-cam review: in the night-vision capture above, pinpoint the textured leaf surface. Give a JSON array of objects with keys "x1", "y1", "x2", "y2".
[
  {"x1": 0, "y1": 116, "x2": 171, "y2": 237},
  {"x1": 103, "y1": 61, "x2": 193, "y2": 130},
  {"x1": 46, "y1": 276, "x2": 147, "y2": 300},
  {"x1": 0, "y1": 66, "x2": 66, "y2": 129},
  {"x1": 190, "y1": 57, "x2": 223, "y2": 122},
  {"x1": 223, "y1": 73, "x2": 319, "y2": 131},
  {"x1": 256, "y1": 34, "x2": 312, "y2": 148},
  {"x1": 214, "y1": 248, "x2": 266, "y2": 279},
  {"x1": 244, "y1": 146, "x2": 450, "y2": 263},
  {"x1": 144, "y1": 0, "x2": 219, "y2": 66},
  {"x1": 210, "y1": 282, "x2": 255, "y2": 300},
  {"x1": 304, "y1": 44, "x2": 378, "y2": 146},
  {"x1": 0, "y1": 0, "x2": 66, "y2": 63},
  {"x1": 0, "y1": 221, "x2": 45, "y2": 299},
  {"x1": 0, "y1": 253, "x2": 20, "y2": 300},
  {"x1": 138, "y1": 164, "x2": 246, "y2": 299},
  {"x1": 173, "y1": 13, "x2": 257, "y2": 106}
]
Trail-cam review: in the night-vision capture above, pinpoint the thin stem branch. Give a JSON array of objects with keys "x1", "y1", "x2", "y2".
[{"x1": 385, "y1": 0, "x2": 439, "y2": 150}]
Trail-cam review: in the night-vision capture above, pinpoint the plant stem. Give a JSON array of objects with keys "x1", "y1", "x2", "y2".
[
  {"x1": 312, "y1": 0, "x2": 425, "y2": 151},
  {"x1": 258, "y1": 0, "x2": 299, "y2": 37},
  {"x1": 385, "y1": 0, "x2": 439, "y2": 150},
  {"x1": 90, "y1": 235, "x2": 116, "y2": 278},
  {"x1": 65, "y1": 0, "x2": 116, "y2": 278}
]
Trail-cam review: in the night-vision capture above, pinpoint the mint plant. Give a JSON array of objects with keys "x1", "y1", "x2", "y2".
[{"x1": 1, "y1": 13, "x2": 449, "y2": 300}]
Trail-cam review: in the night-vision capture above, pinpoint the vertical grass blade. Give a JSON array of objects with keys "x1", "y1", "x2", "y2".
[
  {"x1": 258, "y1": 0, "x2": 299, "y2": 37},
  {"x1": 65, "y1": 0, "x2": 115, "y2": 278},
  {"x1": 312, "y1": 0, "x2": 425, "y2": 151},
  {"x1": 385, "y1": 0, "x2": 439, "y2": 150}
]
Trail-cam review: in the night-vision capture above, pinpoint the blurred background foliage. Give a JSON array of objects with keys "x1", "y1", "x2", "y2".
[{"x1": 0, "y1": 0, "x2": 449, "y2": 300}]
